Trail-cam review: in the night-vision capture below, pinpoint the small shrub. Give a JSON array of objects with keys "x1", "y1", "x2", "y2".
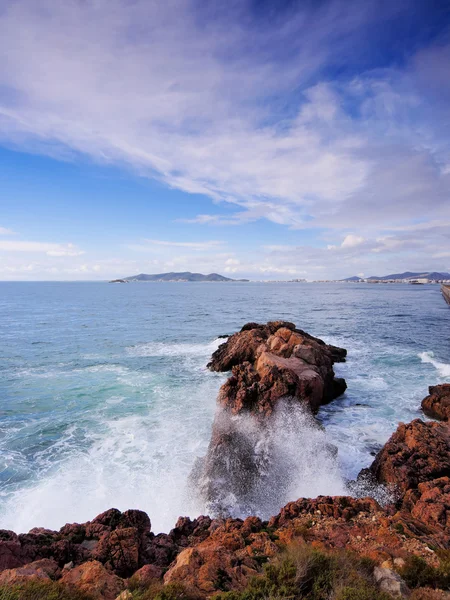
[
  {"x1": 336, "y1": 583, "x2": 392, "y2": 600},
  {"x1": 131, "y1": 581, "x2": 201, "y2": 600},
  {"x1": 0, "y1": 580, "x2": 92, "y2": 600},
  {"x1": 410, "y1": 589, "x2": 450, "y2": 600},
  {"x1": 215, "y1": 544, "x2": 389, "y2": 600},
  {"x1": 398, "y1": 554, "x2": 450, "y2": 590}
]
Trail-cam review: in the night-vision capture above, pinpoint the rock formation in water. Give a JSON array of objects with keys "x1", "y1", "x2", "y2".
[
  {"x1": 208, "y1": 321, "x2": 347, "y2": 415},
  {"x1": 192, "y1": 321, "x2": 348, "y2": 516},
  {"x1": 422, "y1": 384, "x2": 450, "y2": 421},
  {"x1": 1, "y1": 327, "x2": 450, "y2": 599}
]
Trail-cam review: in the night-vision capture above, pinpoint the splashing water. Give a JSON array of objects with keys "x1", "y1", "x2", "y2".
[{"x1": 0, "y1": 281, "x2": 449, "y2": 533}]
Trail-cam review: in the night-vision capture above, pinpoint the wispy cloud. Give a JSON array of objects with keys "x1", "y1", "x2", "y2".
[
  {"x1": 0, "y1": 0, "x2": 449, "y2": 279},
  {"x1": 0, "y1": 241, "x2": 84, "y2": 256},
  {"x1": 0, "y1": 227, "x2": 17, "y2": 235},
  {"x1": 127, "y1": 239, "x2": 224, "y2": 252},
  {"x1": 0, "y1": 1, "x2": 448, "y2": 232}
]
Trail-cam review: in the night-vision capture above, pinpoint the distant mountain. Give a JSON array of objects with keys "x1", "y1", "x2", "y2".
[
  {"x1": 342, "y1": 271, "x2": 450, "y2": 282},
  {"x1": 122, "y1": 272, "x2": 248, "y2": 282}
]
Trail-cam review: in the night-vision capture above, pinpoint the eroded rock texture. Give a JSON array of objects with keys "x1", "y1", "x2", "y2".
[
  {"x1": 422, "y1": 384, "x2": 450, "y2": 421},
  {"x1": 208, "y1": 321, "x2": 347, "y2": 415}
]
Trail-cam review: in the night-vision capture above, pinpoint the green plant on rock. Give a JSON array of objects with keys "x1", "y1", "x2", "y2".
[
  {"x1": 398, "y1": 553, "x2": 450, "y2": 590},
  {"x1": 0, "y1": 580, "x2": 93, "y2": 600},
  {"x1": 131, "y1": 581, "x2": 202, "y2": 600},
  {"x1": 214, "y1": 544, "x2": 390, "y2": 600}
]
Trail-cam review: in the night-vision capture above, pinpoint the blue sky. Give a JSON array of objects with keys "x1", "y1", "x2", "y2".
[{"x1": 0, "y1": 0, "x2": 449, "y2": 280}]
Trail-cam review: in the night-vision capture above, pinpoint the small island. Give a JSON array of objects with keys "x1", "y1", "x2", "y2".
[{"x1": 110, "y1": 271, "x2": 249, "y2": 283}]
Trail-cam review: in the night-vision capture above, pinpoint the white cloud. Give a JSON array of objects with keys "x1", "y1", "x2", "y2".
[
  {"x1": 341, "y1": 235, "x2": 365, "y2": 248},
  {"x1": 0, "y1": 241, "x2": 84, "y2": 256},
  {"x1": 0, "y1": 0, "x2": 448, "y2": 242},
  {"x1": 127, "y1": 239, "x2": 224, "y2": 252},
  {"x1": 0, "y1": 1, "x2": 449, "y2": 280},
  {"x1": 0, "y1": 227, "x2": 16, "y2": 235}
]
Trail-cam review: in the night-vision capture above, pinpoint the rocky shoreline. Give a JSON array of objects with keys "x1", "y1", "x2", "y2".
[{"x1": 1, "y1": 322, "x2": 450, "y2": 599}]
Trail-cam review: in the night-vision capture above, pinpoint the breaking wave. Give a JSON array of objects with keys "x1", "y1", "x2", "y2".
[{"x1": 419, "y1": 351, "x2": 450, "y2": 378}]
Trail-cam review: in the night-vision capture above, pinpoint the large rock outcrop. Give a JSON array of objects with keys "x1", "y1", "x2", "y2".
[
  {"x1": 193, "y1": 322, "x2": 347, "y2": 515},
  {"x1": 421, "y1": 384, "x2": 450, "y2": 421},
  {"x1": 208, "y1": 321, "x2": 347, "y2": 416}
]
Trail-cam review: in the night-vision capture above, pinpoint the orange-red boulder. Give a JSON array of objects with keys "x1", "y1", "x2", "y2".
[
  {"x1": 0, "y1": 558, "x2": 59, "y2": 586},
  {"x1": 60, "y1": 560, "x2": 125, "y2": 600},
  {"x1": 421, "y1": 384, "x2": 450, "y2": 421},
  {"x1": 368, "y1": 419, "x2": 450, "y2": 496},
  {"x1": 402, "y1": 477, "x2": 450, "y2": 532},
  {"x1": 209, "y1": 321, "x2": 346, "y2": 415}
]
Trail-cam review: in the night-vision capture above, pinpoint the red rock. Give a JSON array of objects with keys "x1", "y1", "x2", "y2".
[
  {"x1": 0, "y1": 558, "x2": 58, "y2": 585},
  {"x1": 60, "y1": 560, "x2": 125, "y2": 600},
  {"x1": 164, "y1": 544, "x2": 258, "y2": 595},
  {"x1": 403, "y1": 477, "x2": 450, "y2": 531},
  {"x1": 195, "y1": 322, "x2": 347, "y2": 514},
  {"x1": 421, "y1": 384, "x2": 450, "y2": 421},
  {"x1": 368, "y1": 419, "x2": 450, "y2": 496},
  {"x1": 130, "y1": 563, "x2": 163, "y2": 586},
  {"x1": 209, "y1": 321, "x2": 347, "y2": 416},
  {"x1": 93, "y1": 527, "x2": 140, "y2": 577},
  {"x1": 0, "y1": 537, "x2": 32, "y2": 571}
]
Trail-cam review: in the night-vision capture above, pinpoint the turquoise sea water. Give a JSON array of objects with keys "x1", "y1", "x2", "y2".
[{"x1": 1, "y1": 282, "x2": 449, "y2": 533}]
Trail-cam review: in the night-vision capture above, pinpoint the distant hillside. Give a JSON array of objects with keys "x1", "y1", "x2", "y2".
[
  {"x1": 343, "y1": 271, "x2": 450, "y2": 282},
  {"x1": 121, "y1": 272, "x2": 248, "y2": 282}
]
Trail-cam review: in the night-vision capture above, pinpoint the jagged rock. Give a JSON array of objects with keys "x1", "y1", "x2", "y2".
[
  {"x1": 269, "y1": 495, "x2": 381, "y2": 527},
  {"x1": 402, "y1": 477, "x2": 450, "y2": 532},
  {"x1": 374, "y1": 566, "x2": 410, "y2": 597},
  {"x1": 164, "y1": 516, "x2": 272, "y2": 594},
  {"x1": 422, "y1": 385, "x2": 450, "y2": 421},
  {"x1": 0, "y1": 558, "x2": 59, "y2": 586},
  {"x1": 169, "y1": 516, "x2": 213, "y2": 547},
  {"x1": 93, "y1": 527, "x2": 140, "y2": 577},
  {"x1": 130, "y1": 563, "x2": 163, "y2": 586},
  {"x1": 209, "y1": 321, "x2": 347, "y2": 415},
  {"x1": 194, "y1": 322, "x2": 347, "y2": 515},
  {"x1": 368, "y1": 420, "x2": 450, "y2": 496},
  {"x1": 60, "y1": 560, "x2": 125, "y2": 600}
]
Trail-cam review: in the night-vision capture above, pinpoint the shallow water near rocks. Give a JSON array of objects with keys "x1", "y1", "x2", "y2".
[{"x1": 0, "y1": 281, "x2": 449, "y2": 533}]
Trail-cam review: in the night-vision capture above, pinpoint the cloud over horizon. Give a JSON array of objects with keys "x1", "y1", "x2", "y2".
[{"x1": 0, "y1": 0, "x2": 449, "y2": 279}]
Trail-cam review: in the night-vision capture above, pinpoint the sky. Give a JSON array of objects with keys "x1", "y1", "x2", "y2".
[{"x1": 0, "y1": 0, "x2": 449, "y2": 281}]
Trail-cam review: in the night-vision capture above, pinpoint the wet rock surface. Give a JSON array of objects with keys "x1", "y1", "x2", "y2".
[{"x1": 422, "y1": 384, "x2": 450, "y2": 421}]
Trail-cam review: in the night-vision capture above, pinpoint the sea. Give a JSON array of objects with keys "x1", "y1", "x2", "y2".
[{"x1": 1, "y1": 281, "x2": 449, "y2": 534}]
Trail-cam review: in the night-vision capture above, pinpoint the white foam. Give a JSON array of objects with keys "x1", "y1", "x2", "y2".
[
  {"x1": 0, "y1": 377, "x2": 220, "y2": 534},
  {"x1": 419, "y1": 351, "x2": 450, "y2": 379},
  {"x1": 126, "y1": 339, "x2": 222, "y2": 358}
]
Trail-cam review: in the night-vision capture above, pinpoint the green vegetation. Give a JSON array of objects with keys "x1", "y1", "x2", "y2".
[
  {"x1": 214, "y1": 545, "x2": 391, "y2": 600},
  {"x1": 129, "y1": 581, "x2": 202, "y2": 600},
  {"x1": 397, "y1": 553, "x2": 450, "y2": 590},
  {"x1": 0, "y1": 580, "x2": 92, "y2": 600}
]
